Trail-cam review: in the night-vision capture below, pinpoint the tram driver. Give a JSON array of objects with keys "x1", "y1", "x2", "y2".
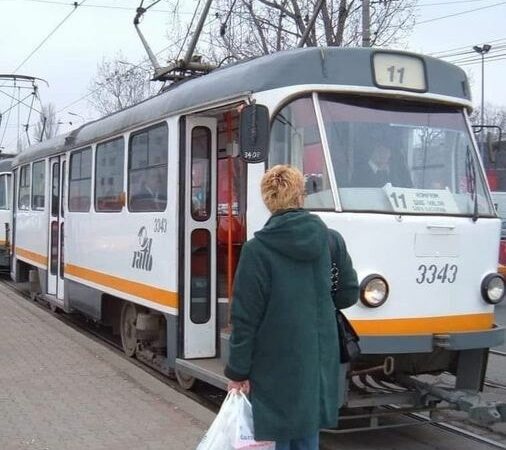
[{"x1": 352, "y1": 143, "x2": 413, "y2": 188}]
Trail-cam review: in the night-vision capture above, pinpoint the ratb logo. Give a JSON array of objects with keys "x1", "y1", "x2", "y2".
[{"x1": 132, "y1": 226, "x2": 153, "y2": 271}]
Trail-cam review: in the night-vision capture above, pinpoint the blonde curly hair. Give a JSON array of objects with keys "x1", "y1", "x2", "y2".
[{"x1": 261, "y1": 165, "x2": 305, "y2": 213}]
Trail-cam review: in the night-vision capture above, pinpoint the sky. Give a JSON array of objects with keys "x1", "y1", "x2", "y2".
[{"x1": 0, "y1": 0, "x2": 505, "y2": 153}]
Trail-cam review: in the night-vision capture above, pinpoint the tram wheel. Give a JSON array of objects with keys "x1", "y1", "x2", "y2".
[
  {"x1": 120, "y1": 302, "x2": 138, "y2": 357},
  {"x1": 49, "y1": 302, "x2": 60, "y2": 313},
  {"x1": 175, "y1": 369, "x2": 196, "y2": 390}
]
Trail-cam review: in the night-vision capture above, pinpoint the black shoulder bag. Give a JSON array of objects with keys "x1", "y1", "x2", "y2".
[{"x1": 328, "y1": 233, "x2": 361, "y2": 363}]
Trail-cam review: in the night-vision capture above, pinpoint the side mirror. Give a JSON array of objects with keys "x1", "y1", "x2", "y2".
[{"x1": 239, "y1": 104, "x2": 269, "y2": 163}]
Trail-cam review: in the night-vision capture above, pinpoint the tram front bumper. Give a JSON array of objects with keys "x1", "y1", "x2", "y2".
[{"x1": 359, "y1": 324, "x2": 505, "y2": 354}]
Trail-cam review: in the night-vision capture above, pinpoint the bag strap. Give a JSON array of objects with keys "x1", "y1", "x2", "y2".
[
  {"x1": 328, "y1": 231, "x2": 339, "y2": 294},
  {"x1": 327, "y1": 231, "x2": 338, "y2": 265}
]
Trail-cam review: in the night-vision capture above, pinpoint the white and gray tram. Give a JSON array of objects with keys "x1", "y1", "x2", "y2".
[
  {"x1": 0, "y1": 158, "x2": 12, "y2": 269},
  {"x1": 10, "y1": 47, "x2": 506, "y2": 425}
]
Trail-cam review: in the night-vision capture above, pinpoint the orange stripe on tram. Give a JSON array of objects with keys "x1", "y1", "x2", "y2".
[
  {"x1": 65, "y1": 264, "x2": 178, "y2": 309},
  {"x1": 351, "y1": 313, "x2": 495, "y2": 335},
  {"x1": 16, "y1": 247, "x2": 47, "y2": 267}
]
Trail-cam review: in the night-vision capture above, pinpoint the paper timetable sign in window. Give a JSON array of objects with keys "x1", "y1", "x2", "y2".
[
  {"x1": 384, "y1": 185, "x2": 459, "y2": 214},
  {"x1": 373, "y1": 53, "x2": 427, "y2": 92}
]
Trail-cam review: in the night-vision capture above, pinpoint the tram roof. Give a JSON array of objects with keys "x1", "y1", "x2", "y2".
[
  {"x1": 0, "y1": 158, "x2": 12, "y2": 172},
  {"x1": 13, "y1": 46, "x2": 470, "y2": 167}
]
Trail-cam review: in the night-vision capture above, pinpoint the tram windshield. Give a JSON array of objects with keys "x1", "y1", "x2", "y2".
[{"x1": 269, "y1": 95, "x2": 495, "y2": 217}]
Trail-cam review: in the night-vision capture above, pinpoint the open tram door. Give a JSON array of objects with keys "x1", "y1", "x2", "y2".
[
  {"x1": 181, "y1": 116, "x2": 218, "y2": 359},
  {"x1": 47, "y1": 155, "x2": 66, "y2": 308}
]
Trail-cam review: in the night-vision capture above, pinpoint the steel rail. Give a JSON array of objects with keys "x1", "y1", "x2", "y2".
[{"x1": 406, "y1": 410, "x2": 506, "y2": 449}]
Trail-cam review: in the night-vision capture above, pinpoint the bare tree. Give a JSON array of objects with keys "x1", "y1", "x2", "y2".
[
  {"x1": 32, "y1": 103, "x2": 60, "y2": 143},
  {"x1": 470, "y1": 103, "x2": 506, "y2": 132},
  {"x1": 203, "y1": 0, "x2": 417, "y2": 61},
  {"x1": 88, "y1": 53, "x2": 158, "y2": 116}
]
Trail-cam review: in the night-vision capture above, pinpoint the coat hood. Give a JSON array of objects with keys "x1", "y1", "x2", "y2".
[{"x1": 254, "y1": 209, "x2": 328, "y2": 261}]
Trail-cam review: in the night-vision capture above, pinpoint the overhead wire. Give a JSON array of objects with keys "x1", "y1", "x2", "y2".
[
  {"x1": 57, "y1": 0, "x2": 227, "y2": 113},
  {"x1": 12, "y1": 0, "x2": 87, "y2": 74},
  {"x1": 15, "y1": 0, "x2": 217, "y2": 16},
  {"x1": 23, "y1": 0, "x2": 506, "y2": 115},
  {"x1": 416, "y1": 0, "x2": 502, "y2": 6},
  {"x1": 56, "y1": 34, "x2": 193, "y2": 113},
  {"x1": 0, "y1": 86, "x2": 16, "y2": 149},
  {"x1": 0, "y1": 79, "x2": 43, "y2": 149},
  {"x1": 175, "y1": 0, "x2": 203, "y2": 62},
  {"x1": 416, "y1": 1, "x2": 506, "y2": 25},
  {"x1": 457, "y1": 54, "x2": 506, "y2": 66},
  {"x1": 434, "y1": 42, "x2": 506, "y2": 59},
  {"x1": 429, "y1": 37, "x2": 506, "y2": 56},
  {"x1": 0, "y1": 87, "x2": 43, "y2": 115}
]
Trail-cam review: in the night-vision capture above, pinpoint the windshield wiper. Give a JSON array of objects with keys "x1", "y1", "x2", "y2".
[{"x1": 465, "y1": 145, "x2": 479, "y2": 222}]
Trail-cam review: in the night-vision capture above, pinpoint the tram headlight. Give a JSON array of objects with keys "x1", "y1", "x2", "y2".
[
  {"x1": 360, "y1": 274, "x2": 389, "y2": 308},
  {"x1": 481, "y1": 273, "x2": 506, "y2": 304}
]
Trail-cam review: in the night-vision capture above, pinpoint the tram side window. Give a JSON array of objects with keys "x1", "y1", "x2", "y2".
[
  {"x1": 269, "y1": 96, "x2": 334, "y2": 209},
  {"x1": 18, "y1": 165, "x2": 31, "y2": 210},
  {"x1": 128, "y1": 123, "x2": 168, "y2": 212},
  {"x1": 0, "y1": 175, "x2": 8, "y2": 210},
  {"x1": 31, "y1": 160, "x2": 45, "y2": 210},
  {"x1": 95, "y1": 137, "x2": 125, "y2": 212},
  {"x1": 69, "y1": 147, "x2": 92, "y2": 212}
]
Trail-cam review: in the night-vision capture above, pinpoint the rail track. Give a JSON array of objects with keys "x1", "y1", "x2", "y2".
[{"x1": 2, "y1": 275, "x2": 506, "y2": 449}]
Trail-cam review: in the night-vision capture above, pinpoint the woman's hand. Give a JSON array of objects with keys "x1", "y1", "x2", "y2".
[{"x1": 227, "y1": 379, "x2": 250, "y2": 394}]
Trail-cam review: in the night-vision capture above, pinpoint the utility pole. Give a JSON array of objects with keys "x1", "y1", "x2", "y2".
[
  {"x1": 362, "y1": 0, "x2": 371, "y2": 47},
  {"x1": 473, "y1": 44, "x2": 492, "y2": 151}
]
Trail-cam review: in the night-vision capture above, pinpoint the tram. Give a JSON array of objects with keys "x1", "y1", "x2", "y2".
[
  {"x1": 0, "y1": 158, "x2": 12, "y2": 269},
  {"x1": 10, "y1": 47, "x2": 506, "y2": 424}
]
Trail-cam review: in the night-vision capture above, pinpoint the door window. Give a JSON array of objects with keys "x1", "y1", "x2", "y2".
[
  {"x1": 190, "y1": 229, "x2": 211, "y2": 324},
  {"x1": 18, "y1": 165, "x2": 31, "y2": 210},
  {"x1": 191, "y1": 127, "x2": 212, "y2": 221},
  {"x1": 32, "y1": 160, "x2": 45, "y2": 210}
]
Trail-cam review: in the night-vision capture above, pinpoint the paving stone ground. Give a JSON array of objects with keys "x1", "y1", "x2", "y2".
[{"x1": 0, "y1": 283, "x2": 214, "y2": 450}]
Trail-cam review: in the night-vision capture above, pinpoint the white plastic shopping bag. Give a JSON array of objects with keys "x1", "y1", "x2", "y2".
[
  {"x1": 232, "y1": 392, "x2": 275, "y2": 450},
  {"x1": 196, "y1": 390, "x2": 237, "y2": 450},
  {"x1": 196, "y1": 390, "x2": 275, "y2": 450}
]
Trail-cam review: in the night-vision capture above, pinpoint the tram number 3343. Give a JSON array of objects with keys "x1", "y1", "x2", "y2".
[{"x1": 416, "y1": 264, "x2": 458, "y2": 284}]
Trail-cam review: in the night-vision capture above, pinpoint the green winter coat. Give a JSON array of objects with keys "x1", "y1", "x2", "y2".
[{"x1": 225, "y1": 209, "x2": 358, "y2": 441}]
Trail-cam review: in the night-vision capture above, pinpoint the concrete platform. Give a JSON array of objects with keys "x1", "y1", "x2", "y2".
[{"x1": 0, "y1": 282, "x2": 214, "y2": 450}]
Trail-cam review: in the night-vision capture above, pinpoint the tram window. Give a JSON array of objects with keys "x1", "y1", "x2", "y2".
[
  {"x1": 61, "y1": 161, "x2": 66, "y2": 218},
  {"x1": 269, "y1": 97, "x2": 334, "y2": 210},
  {"x1": 95, "y1": 137, "x2": 124, "y2": 212},
  {"x1": 191, "y1": 127, "x2": 212, "y2": 221},
  {"x1": 190, "y1": 229, "x2": 211, "y2": 324},
  {"x1": 18, "y1": 165, "x2": 31, "y2": 210},
  {"x1": 0, "y1": 175, "x2": 7, "y2": 210},
  {"x1": 128, "y1": 123, "x2": 168, "y2": 212},
  {"x1": 51, "y1": 163, "x2": 59, "y2": 217},
  {"x1": 315, "y1": 95, "x2": 494, "y2": 216},
  {"x1": 69, "y1": 147, "x2": 92, "y2": 212},
  {"x1": 31, "y1": 160, "x2": 45, "y2": 210}
]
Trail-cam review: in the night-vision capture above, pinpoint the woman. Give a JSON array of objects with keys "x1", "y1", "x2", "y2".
[{"x1": 225, "y1": 165, "x2": 358, "y2": 450}]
